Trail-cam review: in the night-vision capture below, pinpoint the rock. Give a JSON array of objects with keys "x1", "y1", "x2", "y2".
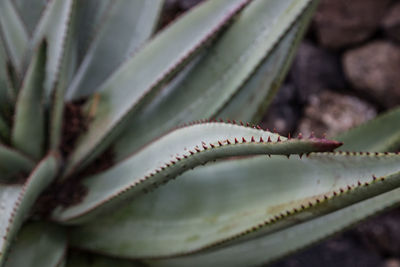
[
  {"x1": 356, "y1": 209, "x2": 400, "y2": 257},
  {"x1": 385, "y1": 259, "x2": 400, "y2": 267},
  {"x1": 343, "y1": 41, "x2": 400, "y2": 108},
  {"x1": 382, "y1": 2, "x2": 400, "y2": 43},
  {"x1": 297, "y1": 91, "x2": 376, "y2": 137},
  {"x1": 290, "y1": 41, "x2": 346, "y2": 103},
  {"x1": 261, "y1": 83, "x2": 299, "y2": 136},
  {"x1": 314, "y1": 0, "x2": 391, "y2": 49},
  {"x1": 270, "y1": 233, "x2": 383, "y2": 267}
]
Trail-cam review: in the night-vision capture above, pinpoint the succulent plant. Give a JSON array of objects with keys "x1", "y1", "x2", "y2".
[{"x1": 1, "y1": 0, "x2": 400, "y2": 266}]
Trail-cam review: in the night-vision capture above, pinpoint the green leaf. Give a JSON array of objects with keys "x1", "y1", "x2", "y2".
[
  {"x1": 12, "y1": 41, "x2": 46, "y2": 159},
  {"x1": 147, "y1": 186, "x2": 400, "y2": 267},
  {"x1": 0, "y1": 38, "x2": 14, "y2": 117},
  {"x1": 66, "y1": 0, "x2": 165, "y2": 99},
  {"x1": 0, "y1": 0, "x2": 29, "y2": 73},
  {"x1": 336, "y1": 106, "x2": 400, "y2": 152},
  {"x1": 69, "y1": 152, "x2": 400, "y2": 258},
  {"x1": 0, "y1": 154, "x2": 59, "y2": 265},
  {"x1": 65, "y1": 252, "x2": 144, "y2": 267},
  {"x1": 4, "y1": 222, "x2": 67, "y2": 267},
  {"x1": 14, "y1": 0, "x2": 48, "y2": 34},
  {"x1": 64, "y1": 0, "x2": 253, "y2": 176},
  {"x1": 30, "y1": 0, "x2": 74, "y2": 99},
  {"x1": 217, "y1": 1, "x2": 316, "y2": 123},
  {"x1": 0, "y1": 116, "x2": 9, "y2": 142},
  {"x1": 54, "y1": 122, "x2": 341, "y2": 224},
  {"x1": 0, "y1": 144, "x2": 35, "y2": 183},
  {"x1": 113, "y1": 0, "x2": 315, "y2": 161}
]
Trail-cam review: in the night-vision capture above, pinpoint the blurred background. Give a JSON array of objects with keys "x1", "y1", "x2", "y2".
[{"x1": 163, "y1": 0, "x2": 400, "y2": 266}]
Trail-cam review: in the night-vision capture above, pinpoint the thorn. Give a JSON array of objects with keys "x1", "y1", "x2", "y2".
[
  {"x1": 259, "y1": 137, "x2": 264, "y2": 142},
  {"x1": 299, "y1": 153, "x2": 303, "y2": 159},
  {"x1": 297, "y1": 133, "x2": 303, "y2": 139},
  {"x1": 347, "y1": 185, "x2": 352, "y2": 190},
  {"x1": 251, "y1": 136, "x2": 255, "y2": 142},
  {"x1": 240, "y1": 121, "x2": 244, "y2": 126},
  {"x1": 227, "y1": 119, "x2": 231, "y2": 123},
  {"x1": 301, "y1": 204, "x2": 305, "y2": 209},
  {"x1": 176, "y1": 156, "x2": 181, "y2": 161},
  {"x1": 246, "y1": 122, "x2": 250, "y2": 127},
  {"x1": 210, "y1": 143, "x2": 215, "y2": 148},
  {"x1": 234, "y1": 138, "x2": 239, "y2": 144},
  {"x1": 267, "y1": 136, "x2": 272, "y2": 142},
  {"x1": 357, "y1": 181, "x2": 362, "y2": 186},
  {"x1": 340, "y1": 188, "x2": 344, "y2": 193},
  {"x1": 375, "y1": 152, "x2": 379, "y2": 156},
  {"x1": 267, "y1": 154, "x2": 271, "y2": 158},
  {"x1": 309, "y1": 132, "x2": 315, "y2": 138},
  {"x1": 170, "y1": 160, "x2": 176, "y2": 165},
  {"x1": 189, "y1": 150, "x2": 195, "y2": 155},
  {"x1": 219, "y1": 118, "x2": 224, "y2": 122},
  {"x1": 202, "y1": 144, "x2": 208, "y2": 149},
  {"x1": 333, "y1": 191, "x2": 337, "y2": 196},
  {"x1": 195, "y1": 147, "x2": 201, "y2": 152},
  {"x1": 316, "y1": 199, "x2": 320, "y2": 203},
  {"x1": 277, "y1": 136, "x2": 281, "y2": 142},
  {"x1": 242, "y1": 137, "x2": 247, "y2": 143},
  {"x1": 218, "y1": 141, "x2": 223, "y2": 146},
  {"x1": 372, "y1": 175, "x2": 377, "y2": 181},
  {"x1": 288, "y1": 133, "x2": 291, "y2": 139},
  {"x1": 286, "y1": 155, "x2": 290, "y2": 159},
  {"x1": 226, "y1": 139, "x2": 231, "y2": 145},
  {"x1": 324, "y1": 195, "x2": 328, "y2": 200},
  {"x1": 232, "y1": 120, "x2": 237, "y2": 124}
]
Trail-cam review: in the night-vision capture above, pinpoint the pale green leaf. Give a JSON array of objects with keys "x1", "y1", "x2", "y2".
[
  {"x1": 67, "y1": 0, "x2": 165, "y2": 99},
  {"x1": 0, "y1": 144, "x2": 35, "y2": 183},
  {"x1": 336, "y1": 106, "x2": 400, "y2": 152},
  {"x1": 217, "y1": 1, "x2": 316, "y2": 122},
  {"x1": 54, "y1": 122, "x2": 340, "y2": 224},
  {"x1": 147, "y1": 186, "x2": 400, "y2": 267},
  {"x1": 12, "y1": 41, "x2": 46, "y2": 159},
  {"x1": 69, "y1": 152, "x2": 400, "y2": 258},
  {"x1": 113, "y1": 0, "x2": 314, "y2": 161},
  {"x1": 0, "y1": 0, "x2": 29, "y2": 73},
  {"x1": 65, "y1": 0, "x2": 252, "y2": 175},
  {"x1": 0, "y1": 154, "x2": 59, "y2": 265},
  {"x1": 14, "y1": 0, "x2": 48, "y2": 34},
  {"x1": 4, "y1": 222, "x2": 67, "y2": 267},
  {"x1": 30, "y1": 0, "x2": 74, "y2": 99}
]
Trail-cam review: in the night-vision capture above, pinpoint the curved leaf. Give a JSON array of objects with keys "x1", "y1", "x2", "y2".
[
  {"x1": 14, "y1": 0, "x2": 48, "y2": 34},
  {"x1": 69, "y1": 152, "x2": 400, "y2": 258},
  {"x1": 64, "y1": 0, "x2": 252, "y2": 175},
  {"x1": 0, "y1": 154, "x2": 59, "y2": 265},
  {"x1": 0, "y1": 144, "x2": 35, "y2": 183},
  {"x1": 4, "y1": 222, "x2": 66, "y2": 267},
  {"x1": 12, "y1": 41, "x2": 46, "y2": 159},
  {"x1": 67, "y1": 0, "x2": 165, "y2": 99},
  {"x1": 0, "y1": 0, "x2": 29, "y2": 73},
  {"x1": 54, "y1": 122, "x2": 341, "y2": 223},
  {"x1": 65, "y1": 252, "x2": 143, "y2": 267},
  {"x1": 336, "y1": 106, "x2": 400, "y2": 152},
  {"x1": 113, "y1": 0, "x2": 314, "y2": 161},
  {"x1": 147, "y1": 186, "x2": 400, "y2": 267},
  {"x1": 30, "y1": 0, "x2": 74, "y2": 99},
  {"x1": 216, "y1": 1, "x2": 316, "y2": 122},
  {"x1": 0, "y1": 37, "x2": 14, "y2": 117},
  {"x1": 0, "y1": 116, "x2": 9, "y2": 142}
]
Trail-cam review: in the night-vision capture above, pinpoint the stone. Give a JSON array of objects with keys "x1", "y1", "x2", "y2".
[
  {"x1": 343, "y1": 41, "x2": 400, "y2": 108},
  {"x1": 290, "y1": 41, "x2": 346, "y2": 103},
  {"x1": 261, "y1": 83, "x2": 299, "y2": 136},
  {"x1": 382, "y1": 2, "x2": 400, "y2": 43},
  {"x1": 297, "y1": 90, "x2": 376, "y2": 137},
  {"x1": 314, "y1": 0, "x2": 391, "y2": 49},
  {"x1": 356, "y1": 209, "x2": 400, "y2": 257}
]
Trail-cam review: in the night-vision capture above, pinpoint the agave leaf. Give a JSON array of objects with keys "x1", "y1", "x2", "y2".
[
  {"x1": 68, "y1": 152, "x2": 400, "y2": 258},
  {"x1": 0, "y1": 0, "x2": 29, "y2": 73},
  {"x1": 0, "y1": 144, "x2": 35, "y2": 183},
  {"x1": 74, "y1": 0, "x2": 111, "y2": 63},
  {"x1": 113, "y1": 0, "x2": 314, "y2": 161},
  {"x1": 67, "y1": 0, "x2": 165, "y2": 99},
  {"x1": 147, "y1": 186, "x2": 400, "y2": 267},
  {"x1": 336, "y1": 106, "x2": 400, "y2": 152},
  {"x1": 4, "y1": 222, "x2": 66, "y2": 267},
  {"x1": 64, "y1": 0, "x2": 253, "y2": 175},
  {"x1": 14, "y1": 0, "x2": 48, "y2": 34},
  {"x1": 12, "y1": 41, "x2": 46, "y2": 159},
  {"x1": 217, "y1": 2, "x2": 316, "y2": 123},
  {"x1": 0, "y1": 154, "x2": 59, "y2": 265},
  {"x1": 0, "y1": 38, "x2": 14, "y2": 116},
  {"x1": 30, "y1": 0, "x2": 74, "y2": 99},
  {"x1": 54, "y1": 122, "x2": 340, "y2": 224}
]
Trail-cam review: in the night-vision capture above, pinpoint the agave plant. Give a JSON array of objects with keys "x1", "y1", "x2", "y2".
[{"x1": 1, "y1": 0, "x2": 400, "y2": 266}]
